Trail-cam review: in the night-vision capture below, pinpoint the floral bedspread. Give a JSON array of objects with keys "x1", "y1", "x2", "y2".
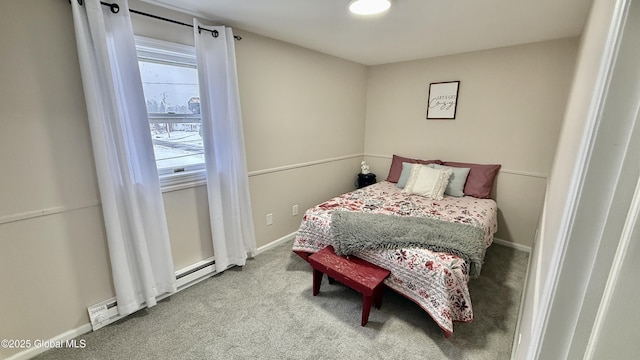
[{"x1": 292, "y1": 181, "x2": 498, "y2": 335}]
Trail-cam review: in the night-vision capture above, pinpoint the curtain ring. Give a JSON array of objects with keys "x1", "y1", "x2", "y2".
[
  {"x1": 212, "y1": 30, "x2": 219, "y2": 38},
  {"x1": 110, "y1": 3, "x2": 120, "y2": 13}
]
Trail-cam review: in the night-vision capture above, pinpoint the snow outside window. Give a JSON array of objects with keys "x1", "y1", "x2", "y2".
[{"x1": 135, "y1": 36, "x2": 205, "y2": 190}]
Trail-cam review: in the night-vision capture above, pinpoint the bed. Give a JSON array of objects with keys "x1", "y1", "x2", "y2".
[{"x1": 292, "y1": 156, "x2": 500, "y2": 336}]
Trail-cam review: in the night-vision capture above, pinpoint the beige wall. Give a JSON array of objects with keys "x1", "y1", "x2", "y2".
[
  {"x1": 0, "y1": 1, "x2": 366, "y2": 358},
  {"x1": 0, "y1": 2, "x2": 114, "y2": 359},
  {"x1": 363, "y1": 38, "x2": 579, "y2": 247},
  {"x1": 235, "y1": 29, "x2": 367, "y2": 249}
]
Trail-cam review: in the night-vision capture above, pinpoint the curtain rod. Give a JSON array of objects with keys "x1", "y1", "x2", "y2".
[{"x1": 69, "y1": 0, "x2": 242, "y2": 40}]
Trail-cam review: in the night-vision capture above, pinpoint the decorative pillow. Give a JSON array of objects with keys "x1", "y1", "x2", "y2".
[
  {"x1": 396, "y1": 162, "x2": 414, "y2": 189},
  {"x1": 427, "y1": 164, "x2": 470, "y2": 197},
  {"x1": 403, "y1": 165, "x2": 452, "y2": 200},
  {"x1": 443, "y1": 161, "x2": 501, "y2": 199},
  {"x1": 386, "y1": 155, "x2": 442, "y2": 183}
]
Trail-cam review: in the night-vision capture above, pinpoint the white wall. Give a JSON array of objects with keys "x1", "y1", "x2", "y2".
[
  {"x1": 514, "y1": 0, "x2": 639, "y2": 358},
  {"x1": 540, "y1": 0, "x2": 640, "y2": 357},
  {"x1": 588, "y1": 176, "x2": 640, "y2": 359},
  {"x1": 363, "y1": 39, "x2": 579, "y2": 248}
]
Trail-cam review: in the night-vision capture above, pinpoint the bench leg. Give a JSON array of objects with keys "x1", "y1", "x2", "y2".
[
  {"x1": 374, "y1": 286, "x2": 384, "y2": 309},
  {"x1": 361, "y1": 294, "x2": 373, "y2": 326},
  {"x1": 312, "y1": 269, "x2": 323, "y2": 296}
]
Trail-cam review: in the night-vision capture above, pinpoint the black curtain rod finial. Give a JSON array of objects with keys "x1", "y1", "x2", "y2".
[
  {"x1": 108, "y1": 2, "x2": 120, "y2": 13},
  {"x1": 101, "y1": 1, "x2": 120, "y2": 13}
]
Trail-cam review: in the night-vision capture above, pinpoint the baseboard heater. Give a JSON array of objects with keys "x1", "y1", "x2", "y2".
[{"x1": 87, "y1": 257, "x2": 216, "y2": 331}]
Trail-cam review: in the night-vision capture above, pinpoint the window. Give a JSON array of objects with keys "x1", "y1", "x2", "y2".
[{"x1": 135, "y1": 37, "x2": 205, "y2": 189}]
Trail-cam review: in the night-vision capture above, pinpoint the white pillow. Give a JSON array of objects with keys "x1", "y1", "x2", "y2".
[
  {"x1": 402, "y1": 164, "x2": 422, "y2": 192},
  {"x1": 403, "y1": 165, "x2": 452, "y2": 200}
]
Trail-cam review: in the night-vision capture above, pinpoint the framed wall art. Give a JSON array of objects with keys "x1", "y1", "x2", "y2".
[{"x1": 426, "y1": 81, "x2": 460, "y2": 119}]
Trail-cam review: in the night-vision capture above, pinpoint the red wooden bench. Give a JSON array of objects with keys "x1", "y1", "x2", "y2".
[{"x1": 307, "y1": 246, "x2": 391, "y2": 326}]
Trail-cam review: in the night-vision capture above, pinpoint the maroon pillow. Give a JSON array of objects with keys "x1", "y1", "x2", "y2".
[
  {"x1": 386, "y1": 155, "x2": 442, "y2": 183},
  {"x1": 443, "y1": 161, "x2": 501, "y2": 199}
]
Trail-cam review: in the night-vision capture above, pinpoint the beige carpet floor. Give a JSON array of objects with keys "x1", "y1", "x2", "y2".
[{"x1": 34, "y1": 240, "x2": 529, "y2": 360}]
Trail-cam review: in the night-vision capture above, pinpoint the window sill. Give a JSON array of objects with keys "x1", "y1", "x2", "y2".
[{"x1": 160, "y1": 170, "x2": 207, "y2": 193}]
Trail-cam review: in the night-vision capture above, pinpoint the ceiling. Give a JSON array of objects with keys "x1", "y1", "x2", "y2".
[{"x1": 141, "y1": 0, "x2": 593, "y2": 66}]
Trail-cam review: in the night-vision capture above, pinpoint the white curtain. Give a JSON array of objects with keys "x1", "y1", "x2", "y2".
[
  {"x1": 194, "y1": 21, "x2": 257, "y2": 272},
  {"x1": 71, "y1": 0, "x2": 176, "y2": 315}
]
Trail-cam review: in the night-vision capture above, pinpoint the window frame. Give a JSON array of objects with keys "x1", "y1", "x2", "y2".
[{"x1": 135, "y1": 36, "x2": 206, "y2": 192}]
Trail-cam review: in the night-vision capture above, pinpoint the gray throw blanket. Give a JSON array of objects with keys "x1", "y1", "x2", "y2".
[{"x1": 330, "y1": 211, "x2": 487, "y2": 278}]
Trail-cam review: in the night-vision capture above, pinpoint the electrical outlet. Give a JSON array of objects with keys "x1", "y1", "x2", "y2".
[
  {"x1": 293, "y1": 204, "x2": 299, "y2": 216},
  {"x1": 266, "y1": 213, "x2": 273, "y2": 226}
]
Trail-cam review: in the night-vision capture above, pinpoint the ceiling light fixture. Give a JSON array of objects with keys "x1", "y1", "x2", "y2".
[{"x1": 348, "y1": 0, "x2": 391, "y2": 15}]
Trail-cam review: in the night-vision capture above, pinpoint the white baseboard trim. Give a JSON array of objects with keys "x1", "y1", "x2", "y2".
[
  {"x1": 255, "y1": 232, "x2": 297, "y2": 255},
  {"x1": 175, "y1": 256, "x2": 216, "y2": 290},
  {"x1": 510, "y1": 230, "x2": 536, "y2": 359},
  {"x1": 5, "y1": 323, "x2": 93, "y2": 360},
  {"x1": 493, "y1": 237, "x2": 532, "y2": 253}
]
